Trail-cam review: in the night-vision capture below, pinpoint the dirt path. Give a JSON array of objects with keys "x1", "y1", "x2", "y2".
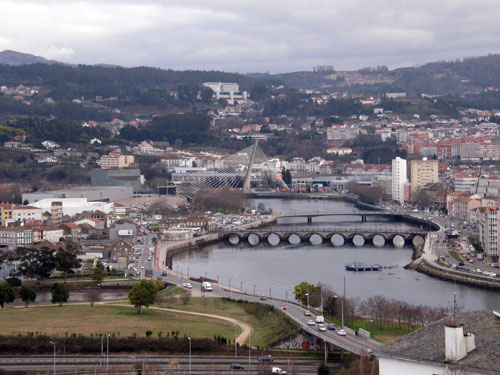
[{"x1": 113, "y1": 303, "x2": 252, "y2": 345}]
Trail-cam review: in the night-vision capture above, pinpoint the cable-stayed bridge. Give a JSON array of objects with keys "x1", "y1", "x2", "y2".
[{"x1": 172, "y1": 141, "x2": 268, "y2": 198}]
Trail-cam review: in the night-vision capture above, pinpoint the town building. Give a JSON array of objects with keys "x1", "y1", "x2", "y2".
[
  {"x1": 0, "y1": 227, "x2": 33, "y2": 248},
  {"x1": 410, "y1": 158, "x2": 439, "y2": 195},
  {"x1": 392, "y1": 157, "x2": 407, "y2": 204},
  {"x1": 482, "y1": 206, "x2": 500, "y2": 262},
  {"x1": 98, "y1": 151, "x2": 135, "y2": 169}
]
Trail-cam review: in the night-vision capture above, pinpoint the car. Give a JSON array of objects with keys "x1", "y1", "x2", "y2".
[
  {"x1": 304, "y1": 310, "x2": 312, "y2": 316},
  {"x1": 282, "y1": 305, "x2": 287, "y2": 310},
  {"x1": 327, "y1": 323, "x2": 336, "y2": 330},
  {"x1": 259, "y1": 355, "x2": 274, "y2": 363},
  {"x1": 182, "y1": 283, "x2": 193, "y2": 289},
  {"x1": 307, "y1": 319, "x2": 315, "y2": 326},
  {"x1": 140, "y1": 265, "x2": 145, "y2": 269},
  {"x1": 318, "y1": 324, "x2": 326, "y2": 332},
  {"x1": 260, "y1": 295, "x2": 267, "y2": 300},
  {"x1": 230, "y1": 363, "x2": 244, "y2": 370},
  {"x1": 337, "y1": 329, "x2": 347, "y2": 336}
]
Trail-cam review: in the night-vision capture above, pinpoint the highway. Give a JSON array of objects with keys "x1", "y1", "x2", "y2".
[{"x1": 0, "y1": 354, "x2": 341, "y2": 374}]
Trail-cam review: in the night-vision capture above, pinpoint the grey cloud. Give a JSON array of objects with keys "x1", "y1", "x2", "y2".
[{"x1": 1, "y1": 0, "x2": 500, "y2": 72}]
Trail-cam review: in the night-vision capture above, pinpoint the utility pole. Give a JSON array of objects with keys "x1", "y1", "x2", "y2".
[{"x1": 342, "y1": 277, "x2": 345, "y2": 327}]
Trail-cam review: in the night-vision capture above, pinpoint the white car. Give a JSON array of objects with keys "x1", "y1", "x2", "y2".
[
  {"x1": 140, "y1": 265, "x2": 145, "y2": 269},
  {"x1": 337, "y1": 329, "x2": 347, "y2": 336},
  {"x1": 182, "y1": 283, "x2": 193, "y2": 289},
  {"x1": 318, "y1": 324, "x2": 326, "y2": 332},
  {"x1": 307, "y1": 319, "x2": 315, "y2": 326}
]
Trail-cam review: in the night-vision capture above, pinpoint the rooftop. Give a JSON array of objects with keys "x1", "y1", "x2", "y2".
[{"x1": 379, "y1": 310, "x2": 500, "y2": 373}]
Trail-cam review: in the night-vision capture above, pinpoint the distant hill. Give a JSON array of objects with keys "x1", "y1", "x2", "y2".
[
  {"x1": 0, "y1": 50, "x2": 60, "y2": 66},
  {"x1": 251, "y1": 54, "x2": 500, "y2": 95}
]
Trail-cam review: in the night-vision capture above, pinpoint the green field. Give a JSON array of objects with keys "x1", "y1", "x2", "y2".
[
  {"x1": 155, "y1": 296, "x2": 299, "y2": 348},
  {"x1": 0, "y1": 304, "x2": 235, "y2": 340}
]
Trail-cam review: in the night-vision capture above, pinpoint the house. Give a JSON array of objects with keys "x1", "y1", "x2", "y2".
[
  {"x1": 377, "y1": 310, "x2": 500, "y2": 375},
  {"x1": 61, "y1": 222, "x2": 81, "y2": 239}
]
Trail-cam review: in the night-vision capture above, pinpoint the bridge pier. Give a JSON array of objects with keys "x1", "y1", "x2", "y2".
[
  {"x1": 361, "y1": 215, "x2": 367, "y2": 222},
  {"x1": 307, "y1": 216, "x2": 312, "y2": 224}
]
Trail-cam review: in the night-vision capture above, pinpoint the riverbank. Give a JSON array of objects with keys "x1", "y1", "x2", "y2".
[
  {"x1": 157, "y1": 215, "x2": 277, "y2": 270},
  {"x1": 416, "y1": 260, "x2": 500, "y2": 291}
]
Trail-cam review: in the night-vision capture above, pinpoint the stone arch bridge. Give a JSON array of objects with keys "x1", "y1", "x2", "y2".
[{"x1": 224, "y1": 228, "x2": 427, "y2": 248}]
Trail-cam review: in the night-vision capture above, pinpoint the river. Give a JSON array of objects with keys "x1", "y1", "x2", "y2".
[{"x1": 172, "y1": 198, "x2": 500, "y2": 312}]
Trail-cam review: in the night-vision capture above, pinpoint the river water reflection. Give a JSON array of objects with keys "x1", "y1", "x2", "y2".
[{"x1": 172, "y1": 199, "x2": 500, "y2": 311}]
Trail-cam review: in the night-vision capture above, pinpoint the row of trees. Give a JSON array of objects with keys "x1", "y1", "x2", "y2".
[
  {"x1": 15, "y1": 241, "x2": 81, "y2": 280},
  {"x1": 0, "y1": 282, "x2": 68, "y2": 308},
  {"x1": 294, "y1": 281, "x2": 449, "y2": 328}
]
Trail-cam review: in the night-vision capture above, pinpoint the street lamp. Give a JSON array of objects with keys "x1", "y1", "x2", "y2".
[
  {"x1": 234, "y1": 325, "x2": 237, "y2": 357},
  {"x1": 49, "y1": 341, "x2": 56, "y2": 375},
  {"x1": 106, "y1": 333, "x2": 110, "y2": 371},
  {"x1": 188, "y1": 336, "x2": 192, "y2": 375},
  {"x1": 248, "y1": 332, "x2": 251, "y2": 368}
]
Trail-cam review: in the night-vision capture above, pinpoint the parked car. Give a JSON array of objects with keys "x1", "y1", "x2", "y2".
[{"x1": 259, "y1": 355, "x2": 274, "y2": 362}]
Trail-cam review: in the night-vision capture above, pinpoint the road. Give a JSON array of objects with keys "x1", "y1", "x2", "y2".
[
  {"x1": 0, "y1": 354, "x2": 341, "y2": 374},
  {"x1": 157, "y1": 272, "x2": 380, "y2": 355}
]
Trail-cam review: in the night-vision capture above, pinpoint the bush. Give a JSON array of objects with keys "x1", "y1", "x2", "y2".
[{"x1": 6, "y1": 277, "x2": 22, "y2": 287}]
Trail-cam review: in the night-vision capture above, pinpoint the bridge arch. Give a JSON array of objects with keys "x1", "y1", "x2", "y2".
[
  {"x1": 248, "y1": 233, "x2": 260, "y2": 246},
  {"x1": 330, "y1": 233, "x2": 345, "y2": 247},
  {"x1": 267, "y1": 233, "x2": 281, "y2": 246},
  {"x1": 372, "y1": 234, "x2": 385, "y2": 247},
  {"x1": 228, "y1": 233, "x2": 240, "y2": 245},
  {"x1": 309, "y1": 233, "x2": 323, "y2": 245},
  {"x1": 352, "y1": 234, "x2": 365, "y2": 247},
  {"x1": 288, "y1": 233, "x2": 301, "y2": 245}
]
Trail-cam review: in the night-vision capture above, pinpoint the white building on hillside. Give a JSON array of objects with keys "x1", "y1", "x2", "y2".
[{"x1": 391, "y1": 157, "x2": 407, "y2": 204}]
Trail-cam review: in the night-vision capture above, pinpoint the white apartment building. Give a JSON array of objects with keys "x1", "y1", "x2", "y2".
[
  {"x1": 11, "y1": 206, "x2": 43, "y2": 223},
  {"x1": 392, "y1": 157, "x2": 407, "y2": 204},
  {"x1": 326, "y1": 126, "x2": 360, "y2": 145},
  {"x1": 452, "y1": 174, "x2": 478, "y2": 193},
  {"x1": 202, "y1": 82, "x2": 248, "y2": 103},
  {"x1": 483, "y1": 206, "x2": 499, "y2": 261}
]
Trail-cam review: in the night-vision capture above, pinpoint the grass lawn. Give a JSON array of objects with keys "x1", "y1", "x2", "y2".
[
  {"x1": 159, "y1": 286, "x2": 187, "y2": 296},
  {"x1": 157, "y1": 297, "x2": 298, "y2": 348},
  {"x1": 349, "y1": 318, "x2": 417, "y2": 344},
  {"x1": 0, "y1": 304, "x2": 235, "y2": 340},
  {"x1": 449, "y1": 250, "x2": 462, "y2": 262}
]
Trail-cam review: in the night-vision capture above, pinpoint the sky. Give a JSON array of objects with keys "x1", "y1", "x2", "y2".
[{"x1": 1, "y1": 0, "x2": 500, "y2": 73}]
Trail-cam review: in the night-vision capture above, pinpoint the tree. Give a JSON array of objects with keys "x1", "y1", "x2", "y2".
[
  {"x1": 19, "y1": 286, "x2": 36, "y2": 308},
  {"x1": 86, "y1": 289, "x2": 100, "y2": 307},
  {"x1": 51, "y1": 282, "x2": 69, "y2": 307},
  {"x1": 317, "y1": 363, "x2": 329, "y2": 375},
  {"x1": 181, "y1": 290, "x2": 192, "y2": 305},
  {"x1": 0, "y1": 282, "x2": 15, "y2": 308},
  {"x1": 92, "y1": 262, "x2": 105, "y2": 284},
  {"x1": 55, "y1": 242, "x2": 81, "y2": 281},
  {"x1": 281, "y1": 168, "x2": 292, "y2": 185},
  {"x1": 128, "y1": 281, "x2": 157, "y2": 314},
  {"x1": 293, "y1": 281, "x2": 318, "y2": 306},
  {"x1": 16, "y1": 246, "x2": 56, "y2": 279}
]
